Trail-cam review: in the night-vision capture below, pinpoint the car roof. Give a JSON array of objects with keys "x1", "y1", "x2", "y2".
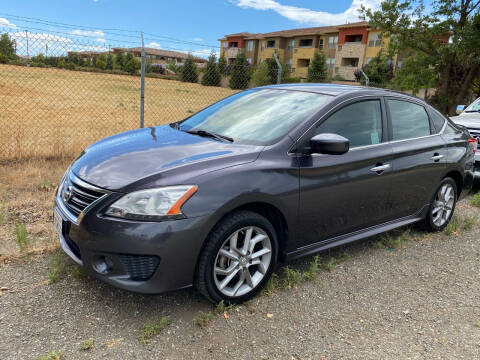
[{"x1": 260, "y1": 83, "x2": 423, "y2": 101}]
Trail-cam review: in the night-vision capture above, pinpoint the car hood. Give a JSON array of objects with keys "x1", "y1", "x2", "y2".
[
  {"x1": 450, "y1": 113, "x2": 480, "y2": 130},
  {"x1": 71, "y1": 125, "x2": 263, "y2": 190}
]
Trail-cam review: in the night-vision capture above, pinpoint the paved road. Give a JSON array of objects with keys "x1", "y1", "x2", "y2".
[{"x1": 0, "y1": 199, "x2": 479, "y2": 359}]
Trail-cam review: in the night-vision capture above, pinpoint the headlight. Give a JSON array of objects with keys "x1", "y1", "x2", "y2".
[{"x1": 105, "y1": 185, "x2": 197, "y2": 221}]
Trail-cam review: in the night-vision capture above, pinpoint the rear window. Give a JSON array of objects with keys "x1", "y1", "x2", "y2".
[
  {"x1": 429, "y1": 110, "x2": 446, "y2": 133},
  {"x1": 388, "y1": 99, "x2": 431, "y2": 141}
]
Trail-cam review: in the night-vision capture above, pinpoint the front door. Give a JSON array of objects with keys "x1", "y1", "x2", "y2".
[{"x1": 296, "y1": 98, "x2": 395, "y2": 247}]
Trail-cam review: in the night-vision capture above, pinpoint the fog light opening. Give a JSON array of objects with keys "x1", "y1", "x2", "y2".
[{"x1": 92, "y1": 255, "x2": 113, "y2": 275}]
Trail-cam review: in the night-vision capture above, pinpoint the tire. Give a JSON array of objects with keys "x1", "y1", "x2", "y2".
[
  {"x1": 423, "y1": 177, "x2": 457, "y2": 232},
  {"x1": 195, "y1": 210, "x2": 278, "y2": 304}
]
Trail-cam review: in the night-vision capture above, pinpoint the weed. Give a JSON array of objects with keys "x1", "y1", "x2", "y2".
[
  {"x1": 214, "y1": 300, "x2": 235, "y2": 315},
  {"x1": 0, "y1": 190, "x2": 7, "y2": 225},
  {"x1": 193, "y1": 311, "x2": 215, "y2": 328},
  {"x1": 303, "y1": 255, "x2": 320, "y2": 280},
  {"x1": 262, "y1": 273, "x2": 280, "y2": 296},
  {"x1": 320, "y1": 253, "x2": 349, "y2": 272},
  {"x1": 48, "y1": 249, "x2": 70, "y2": 283},
  {"x1": 476, "y1": 320, "x2": 480, "y2": 328},
  {"x1": 471, "y1": 192, "x2": 480, "y2": 207},
  {"x1": 37, "y1": 181, "x2": 55, "y2": 191},
  {"x1": 35, "y1": 350, "x2": 64, "y2": 360},
  {"x1": 462, "y1": 216, "x2": 475, "y2": 231},
  {"x1": 375, "y1": 229, "x2": 411, "y2": 250},
  {"x1": 138, "y1": 317, "x2": 171, "y2": 345},
  {"x1": 186, "y1": 109, "x2": 194, "y2": 114},
  {"x1": 80, "y1": 339, "x2": 93, "y2": 351},
  {"x1": 72, "y1": 265, "x2": 86, "y2": 279},
  {"x1": 444, "y1": 216, "x2": 461, "y2": 236},
  {"x1": 13, "y1": 215, "x2": 30, "y2": 253},
  {"x1": 281, "y1": 266, "x2": 303, "y2": 289}
]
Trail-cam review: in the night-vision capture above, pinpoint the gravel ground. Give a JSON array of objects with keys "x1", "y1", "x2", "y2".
[{"x1": 0, "y1": 199, "x2": 479, "y2": 360}]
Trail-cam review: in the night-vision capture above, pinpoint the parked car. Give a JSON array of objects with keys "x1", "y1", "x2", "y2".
[
  {"x1": 450, "y1": 97, "x2": 480, "y2": 180},
  {"x1": 54, "y1": 84, "x2": 476, "y2": 303}
]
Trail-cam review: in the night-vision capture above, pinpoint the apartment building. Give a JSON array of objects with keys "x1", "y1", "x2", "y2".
[
  {"x1": 219, "y1": 21, "x2": 394, "y2": 81},
  {"x1": 112, "y1": 47, "x2": 207, "y2": 68}
]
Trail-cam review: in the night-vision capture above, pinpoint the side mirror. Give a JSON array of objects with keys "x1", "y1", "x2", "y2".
[
  {"x1": 456, "y1": 105, "x2": 466, "y2": 115},
  {"x1": 309, "y1": 133, "x2": 349, "y2": 155}
]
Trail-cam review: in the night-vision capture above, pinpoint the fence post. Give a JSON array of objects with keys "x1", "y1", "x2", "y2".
[
  {"x1": 139, "y1": 32, "x2": 146, "y2": 128},
  {"x1": 359, "y1": 68, "x2": 369, "y2": 87},
  {"x1": 273, "y1": 52, "x2": 282, "y2": 84}
]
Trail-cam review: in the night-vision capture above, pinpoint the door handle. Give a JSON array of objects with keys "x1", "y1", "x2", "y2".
[
  {"x1": 370, "y1": 163, "x2": 391, "y2": 174},
  {"x1": 431, "y1": 153, "x2": 444, "y2": 162}
]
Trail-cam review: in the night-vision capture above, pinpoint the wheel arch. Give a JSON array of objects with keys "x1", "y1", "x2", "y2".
[{"x1": 444, "y1": 170, "x2": 463, "y2": 198}]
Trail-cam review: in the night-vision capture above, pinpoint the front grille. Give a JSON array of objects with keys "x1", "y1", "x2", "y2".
[
  {"x1": 119, "y1": 255, "x2": 160, "y2": 281},
  {"x1": 61, "y1": 173, "x2": 105, "y2": 217}
]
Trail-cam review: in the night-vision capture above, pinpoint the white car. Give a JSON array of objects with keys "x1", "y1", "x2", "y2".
[{"x1": 450, "y1": 98, "x2": 480, "y2": 180}]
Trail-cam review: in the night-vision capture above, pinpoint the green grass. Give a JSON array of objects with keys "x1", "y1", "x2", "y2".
[
  {"x1": 37, "y1": 181, "x2": 55, "y2": 191},
  {"x1": 194, "y1": 310, "x2": 216, "y2": 328},
  {"x1": 462, "y1": 216, "x2": 475, "y2": 231},
  {"x1": 13, "y1": 215, "x2": 30, "y2": 253},
  {"x1": 213, "y1": 300, "x2": 235, "y2": 315},
  {"x1": 35, "y1": 350, "x2": 64, "y2": 360},
  {"x1": 470, "y1": 192, "x2": 480, "y2": 207},
  {"x1": 476, "y1": 320, "x2": 480, "y2": 328},
  {"x1": 72, "y1": 265, "x2": 86, "y2": 279},
  {"x1": 48, "y1": 249, "x2": 70, "y2": 283},
  {"x1": 79, "y1": 339, "x2": 94, "y2": 351},
  {"x1": 375, "y1": 229, "x2": 412, "y2": 250},
  {"x1": 444, "y1": 216, "x2": 461, "y2": 236},
  {"x1": 138, "y1": 317, "x2": 171, "y2": 345},
  {"x1": 262, "y1": 273, "x2": 280, "y2": 296},
  {"x1": 282, "y1": 266, "x2": 303, "y2": 289}
]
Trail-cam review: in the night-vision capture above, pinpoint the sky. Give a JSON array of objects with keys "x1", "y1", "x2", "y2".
[{"x1": 0, "y1": 0, "x2": 383, "y2": 57}]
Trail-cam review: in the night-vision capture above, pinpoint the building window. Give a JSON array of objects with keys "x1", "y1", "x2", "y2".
[
  {"x1": 345, "y1": 34, "x2": 363, "y2": 43},
  {"x1": 287, "y1": 39, "x2": 295, "y2": 50},
  {"x1": 299, "y1": 39, "x2": 313, "y2": 48},
  {"x1": 222, "y1": 42, "x2": 228, "y2": 50},
  {"x1": 326, "y1": 58, "x2": 335, "y2": 69},
  {"x1": 247, "y1": 41, "x2": 254, "y2": 52},
  {"x1": 328, "y1": 36, "x2": 338, "y2": 49},
  {"x1": 318, "y1": 39, "x2": 324, "y2": 49},
  {"x1": 368, "y1": 33, "x2": 382, "y2": 47},
  {"x1": 297, "y1": 58, "x2": 310, "y2": 68},
  {"x1": 266, "y1": 40, "x2": 275, "y2": 48},
  {"x1": 341, "y1": 58, "x2": 359, "y2": 67},
  {"x1": 261, "y1": 41, "x2": 265, "y2": 51},
  {"x1": 229, "y1": 41, "x2": 238, "y2": 48}
]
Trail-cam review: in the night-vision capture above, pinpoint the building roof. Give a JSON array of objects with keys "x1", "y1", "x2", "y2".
[
  {"x1": 112, "y1": 47, "x2": 207, "y2": 62},
  {"x1": 336, "y1": 21, "x2": 369, "y2": 29}
]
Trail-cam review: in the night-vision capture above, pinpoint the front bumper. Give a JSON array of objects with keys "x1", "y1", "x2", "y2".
[{"x1": 54, "y1": 201, "x2": 212, "y2": 294}]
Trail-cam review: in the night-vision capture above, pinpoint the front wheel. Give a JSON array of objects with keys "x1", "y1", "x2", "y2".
[
  {"x1": 423, "y1": 177, "x2": 457, "y2": 232},
  {"x1": 195, "y1": 211, "x2": 278, "y2": 303}
]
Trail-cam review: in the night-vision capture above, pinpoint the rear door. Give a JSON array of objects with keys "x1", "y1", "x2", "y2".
[
  {"x1": 387, "y1": 98, "x2": 447, "y2": 218},
  {"x1": 296, "y1": 97, "x2": 395, "y2": 247}
]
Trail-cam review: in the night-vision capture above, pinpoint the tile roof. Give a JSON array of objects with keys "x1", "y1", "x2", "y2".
[{"x1": 112, "y1": 47, "x2": 207, "y2": 62}]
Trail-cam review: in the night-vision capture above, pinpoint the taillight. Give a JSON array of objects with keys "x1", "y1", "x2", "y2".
[{"x1": 468, "y1": 137, "x2": 477, "y2": 154}]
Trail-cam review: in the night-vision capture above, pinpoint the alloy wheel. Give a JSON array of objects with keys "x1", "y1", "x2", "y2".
[
  {"x1": 432, "y1": 183, "x2": 455, "y2": 227},
  {"x1": 213, "y1": 226, "x2": 272, "y2": 297}
]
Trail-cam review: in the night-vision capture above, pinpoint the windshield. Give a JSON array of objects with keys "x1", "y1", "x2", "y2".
[
  {"x1": 465, "y1": 98, "x2": 480, "y2": 112},
  {"x1": 177, "y1": 89, "x2": 332, "y2": 145}
]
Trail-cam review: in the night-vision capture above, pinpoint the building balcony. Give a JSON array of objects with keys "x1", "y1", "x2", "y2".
[{"x1": 226, "y1": 47, "x2": 242, "y2": 58}]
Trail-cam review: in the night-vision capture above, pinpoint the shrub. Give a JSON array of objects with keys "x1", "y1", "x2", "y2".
[
  {"x1": 65, "y1": 62, "x2": 75, "y2": 70},
  {"x1": 124, "y1": 57, "x2": 141, "y2": 74},
  {"x1": 307, "y1": 51, "x2": 328, "y2": 83},
  {"x1": 106, "y1": 53, "x2": 114, "y2": 70},
  {"x1": 229, "y1": 52, "x2": 250, "y2": 89},
  {"x1": 180, "y1": 56, "x2": 199, "y2": 83},
  {"x1": 115, "y1": 51, "x2": 125, "y2": 68},
  {"x1": 251, "y1": 62, "x2": 272, "y2": 87},
  {"x1": 95, "y1": 59, "x2": 107, "y2": 70},
  {"x1": 201, "y1": 53, "x2": 221, "y2": 86},
  {"x1": 57, "y1": 59, "x2": 66, "y2": 68},
  {"x1": 0, "y1": 33, "x2": 16, "y2": 60},
  {"x1": 0, "y1": 53, "x2": 8, "y2": 64},
  {"x1": 218, "y1": 54, "x2": 227, "y2": 75},
  {"x1": 282, "y1": 76, "x2": 302, "y2": 83}
]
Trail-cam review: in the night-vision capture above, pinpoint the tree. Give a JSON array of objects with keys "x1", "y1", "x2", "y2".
[
  {"x1": 96, "y1": 59, "x2": 107, "y2": 70},
  {"x1": 390, "y1": 52, "x2": 437, "y2": 97},
  {"x1": 0, "y1": 33, "x2": 16, "y2": 59},
  {"x1": 180, "y1": 56, "x2": 199, "y2": 83},
  {"x1": 250, "y1": 62, "x2": 272, "y2": 87},
  {"x1": 201, "y1": 53, "x2": 221, "y2": 86},
  {"x1": 229, "y1": 52, "x2": 251, "y2": 89},
  {"x1": 115, "y1": 51, "x2": 125, "y2": 69},
  {"x1": 361, "y1": 0, "x2": 480, "y2": 115},
  {"x1": 266, "y1": 56, "x2": 287, "y2": 84},
  {"x1": 218, "y1": 53, "x2": 227, "y2": 75},
  {"x1": 124, "y1": 57, "x2": 141, "y2": 74},
  {"x1": 106, "y1": 53, "x2": 114, "y2": 70},
  {"x1": 360, "y1": 50, "x2": 394, "y2": 87},
  {"x1": 306, "y1": 51, "x2": 328, "y2": 82}
]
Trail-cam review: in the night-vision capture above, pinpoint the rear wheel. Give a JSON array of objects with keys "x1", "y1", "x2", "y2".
[
  {"x1": 423, "y1": 177, "x2": 457, "y2": 232},
  {"x1": 195, "y1": 211, "x2": 278, "y2": 303}
]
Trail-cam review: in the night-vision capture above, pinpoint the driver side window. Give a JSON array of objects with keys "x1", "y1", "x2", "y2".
[{"x1": 315, "y1": 100, "x2": 383, "y2": 148}]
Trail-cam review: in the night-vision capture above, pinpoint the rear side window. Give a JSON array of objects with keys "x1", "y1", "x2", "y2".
[
  {"x1": 429, "y1": 110, "x2": 446, "y2": 133},
  {"x1": 315, "y1": 100, "x2": 382, "y2": 148},
  {"x1": 388, "y1": 99, "x2": 430, "y2": 141}
]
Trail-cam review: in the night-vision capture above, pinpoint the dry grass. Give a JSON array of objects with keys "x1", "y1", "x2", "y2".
[
  {"x1": 0, "y1": 64, "x2": 237, "y2": 159},
  {"x1": 0, "y1": 157, "x2": 70, "y2": 257}
]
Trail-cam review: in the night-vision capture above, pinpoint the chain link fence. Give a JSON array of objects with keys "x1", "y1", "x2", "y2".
[{"x1": 0, "y1": 26, "x2": 330, "y2": 160}]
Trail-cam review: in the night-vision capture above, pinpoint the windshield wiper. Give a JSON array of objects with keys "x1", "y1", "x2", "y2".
[{"x1": 186, "y1": 129, "x2": 234, "y2": 142}]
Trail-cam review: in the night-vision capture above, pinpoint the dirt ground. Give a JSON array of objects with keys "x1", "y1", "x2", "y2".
[
  {"x1": 0, "y1": 64, "x2": 236, "y2": 159},
  {"x1": 0, "y1": 196, "x2": 479, "y2": 359}
]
